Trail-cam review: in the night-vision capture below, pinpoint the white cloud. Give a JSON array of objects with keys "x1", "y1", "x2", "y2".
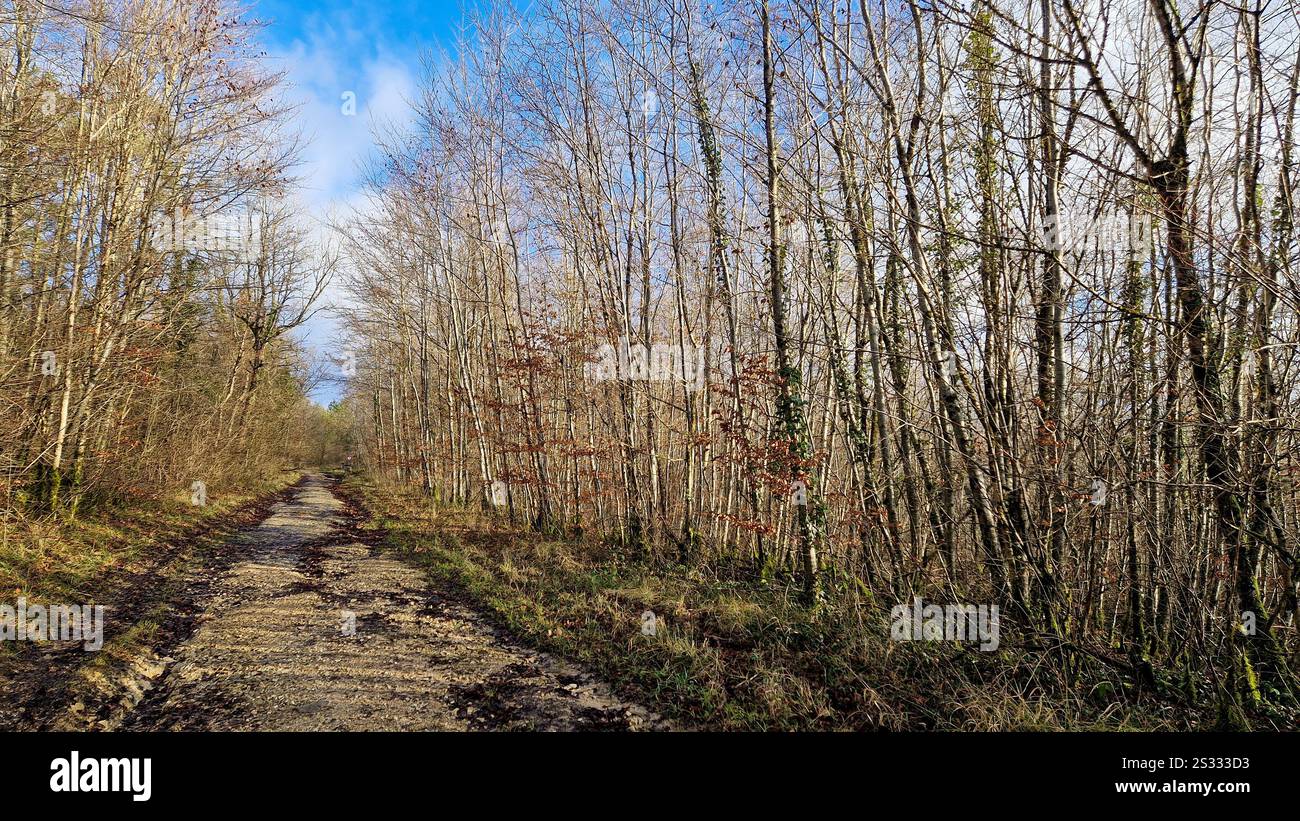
[{"x1": 262, "y1": 27, "x2": 421, "y2": 404}]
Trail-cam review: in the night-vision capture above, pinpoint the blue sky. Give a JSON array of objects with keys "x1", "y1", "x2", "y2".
[{"x1": 251, "y1": 0, "x2": 497, "y2": 405}]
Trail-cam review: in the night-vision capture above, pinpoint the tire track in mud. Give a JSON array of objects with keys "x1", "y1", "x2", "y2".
[
  {"x1": 0, "y1": 479, "x2": 309, "y2": 732},
  {"x1": 121, "y1": 474, "x2": 668, "y2": 731}
]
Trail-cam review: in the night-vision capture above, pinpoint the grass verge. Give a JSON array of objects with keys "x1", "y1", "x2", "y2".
[
  {"x1": 0, "y1": 470, "x2": 304, "y2": 729},
  {"x1": 348, "y1": 476, "x2": 1188, "y2": 731},
  {"x1": 0, "y1": 471, "x2": 301, "y2": 607}
]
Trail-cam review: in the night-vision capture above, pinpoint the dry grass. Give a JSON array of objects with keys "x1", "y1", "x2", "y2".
[
  {"x1": 0, "y1": 471, "x2": 305, "y2": 728},
  {"x1": 353, "y1": 477, "x2": 1198, "y2": 731},
  {"x1": 0, "y1": 471, "x2": 300, "y2": 621}
]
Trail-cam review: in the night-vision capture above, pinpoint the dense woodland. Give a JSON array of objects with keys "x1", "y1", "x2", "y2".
[
  {"x1": 335, "y1": 0, "x2": 1300, "y2": 725},
  {"x1": 0, "y1": 0, "x2": 334, "y2": 514},
  {"x1": 3, "y1": 0, "x2": 1300, "y2": 729}
]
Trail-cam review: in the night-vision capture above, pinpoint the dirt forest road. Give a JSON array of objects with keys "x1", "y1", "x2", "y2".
[{"x1": 114, "y1": 474, "x2": 667, "y2": 731}]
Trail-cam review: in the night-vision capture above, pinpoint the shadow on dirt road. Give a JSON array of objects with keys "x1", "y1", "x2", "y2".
[{"x1": 12, "y1": 475, "x2": 668, "y2": 732}]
